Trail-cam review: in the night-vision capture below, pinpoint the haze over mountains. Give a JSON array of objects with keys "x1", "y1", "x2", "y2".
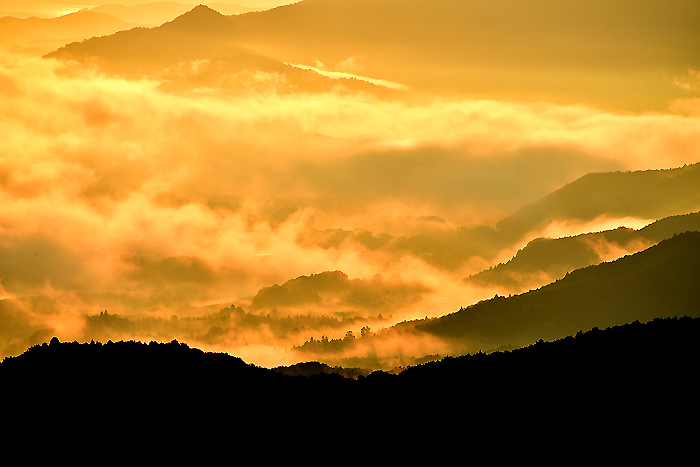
[
  {"x1": 90, "y1": 2, "x2": 256, "y2": 25},
  {"x1": 47, "y1": 1, "x2": 700, "y2": 110},
  {"x1": 0, "y1": 1, "x2": 277, "y2": 18},
  {"x1": 1, "y1": 1, "x2": 699, "y2": 369},
  {"x1": 466, "y1": 211, "x2": 700, "y2": 294},
  {"x1": 0, "y1": 9, "x2": 140, "y2": 53},
  {"x1": 289, "y1": 231, "x2": 700, "y2": 367},
  {"x1": 2, "y1": 162, "x2": 698, "y2": 368},
  {"x1": 0, "y1": 2, "x2": 268, "y2": 53},
  {"x1": 426, "y1": 231, "x2": 700, "y2": 353}
]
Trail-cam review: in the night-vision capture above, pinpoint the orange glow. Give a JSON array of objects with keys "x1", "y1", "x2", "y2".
[{"x1": 1, "y1": 1, "x2": 699, "y2": 368}]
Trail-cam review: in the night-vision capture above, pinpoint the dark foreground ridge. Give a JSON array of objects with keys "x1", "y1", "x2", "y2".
[{"x1": 2, "y1": 316, "x2": 698, "y2": 433}]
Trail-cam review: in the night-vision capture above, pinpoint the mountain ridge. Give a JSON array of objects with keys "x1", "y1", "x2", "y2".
[
  {"x1": 496, "y1": 162, "x2": 700, "y2": 240},
  {"x1": 160, "y1": 3, "x2": 235, "y2": 34},
  {"x1": 417, "y1": 231, "x2": 700, "y2": 351},
  {"x1": 42, "y1": 0, "x2": 700, "y2": 109},
  {"x1": 464, "y1": 211, "x2": 700, "y2": 293}
]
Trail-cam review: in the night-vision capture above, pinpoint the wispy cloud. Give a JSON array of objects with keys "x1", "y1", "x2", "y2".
[{"x1": 287, "y1": 62, "x2": 408, "y2": 90}]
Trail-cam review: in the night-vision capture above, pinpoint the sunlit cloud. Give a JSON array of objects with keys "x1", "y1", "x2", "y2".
[
  {"x1": 1, "y1": 47, "x2": 700, "y2": 365},
  {"x1": 535, "y1": 216, "x2": 656, "y2": 242},
  {"x1": 671, "y1": 69, "x2": 700, "y2": 93},
  {"x1": 287, "y1": 62, "x2": 408, "y2": 90}
]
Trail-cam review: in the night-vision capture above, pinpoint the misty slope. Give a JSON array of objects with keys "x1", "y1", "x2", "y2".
[
  {"x1": 416, "y1": 231, "x2": 700, "y2": 352},
  {"x1": 46, "y1": 6, "x2": 240, "y2": 65},
  {"x1": 303, "y1": 164, "x2": 700, "y2": 272},
  {"x1": 46, "y1": 0, "x2": 700, "y2": 109},
  {"x1": 250, "y1": 270, "x2": 428, "y2": 311},
  {"x1": 465, "y1": 211, "x2": 700, "y2": 293},
  {"x1": 44, "y1": 5, "x2": 396, "y2": 95},
  {"x1": 496, "y1": 163, "x2": 700, "y2": 240}
]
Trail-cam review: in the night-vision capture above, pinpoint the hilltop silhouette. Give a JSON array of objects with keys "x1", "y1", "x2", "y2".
[
  {"x1": 251, "y1": 270, "x2": 428, "y2": 311},
  {"x1": 2, "y1": 317, "x2": 697, "y2": 441},
  {"x1": 0, "y1": 3, "x2": 261, "y2": 54},
  {"x1": 45, "y1": 6, "x2": 240, "y2": 67},
  {"x1": 272, "y1": 360, "x2": 371, "y2": 378},
  {"x1": 160, "y1": 4, "x2": 235, "y2": 34}
]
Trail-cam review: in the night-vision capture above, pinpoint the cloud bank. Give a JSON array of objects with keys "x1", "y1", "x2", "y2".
[{"x1": 1, "y1": 51, "x2": 700, "y2": 366}]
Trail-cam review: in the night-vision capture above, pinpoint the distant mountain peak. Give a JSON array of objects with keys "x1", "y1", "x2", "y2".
[
  {"x1": 161, "y1": 3, "x2": 233, "y2": 34},
  {"x1": 191, "y1": 4, "x2": 218, "y2": 14},
  {"x1": 181, "y1": 4, "x2": 225, "y2": 18}
]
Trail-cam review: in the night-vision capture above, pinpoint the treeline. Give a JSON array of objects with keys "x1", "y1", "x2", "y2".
[
  {"x1": 82, "y1": 306, "x2": 387, "y2": 347},
  {"x1": 1, "y1": 316, "x2": 697, "y2": 449},
  {"x1": 3, "y1": 316, "x2": 697, "y2": 417}
]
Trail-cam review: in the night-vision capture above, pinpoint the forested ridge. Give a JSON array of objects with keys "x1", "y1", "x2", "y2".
[{"x1": 3, "y1": 316, "x2": 697, "y2": 413}]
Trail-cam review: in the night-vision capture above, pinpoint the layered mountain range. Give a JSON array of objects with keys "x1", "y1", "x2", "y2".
[
  {"x1": 42, "y1": 1, "x2": 700, "y2": 109},
  {"x1": 1, "y1": 1, "x2": 699, "y2": 373}
]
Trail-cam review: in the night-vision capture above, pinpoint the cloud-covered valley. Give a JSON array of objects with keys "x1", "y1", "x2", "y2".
[{"x1": 1, "y1": 40, "x2": 700, "y2": 367}]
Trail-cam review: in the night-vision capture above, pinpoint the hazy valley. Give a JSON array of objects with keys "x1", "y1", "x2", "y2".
[{"x1": 1, "y1": 1, "x2": 699, "y2": 377}]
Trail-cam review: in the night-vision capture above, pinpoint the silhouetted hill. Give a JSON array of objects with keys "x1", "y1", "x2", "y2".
[
  {"x1": 250, "y1": 270, "x2": 427, "y2": 311},
  {"x1": 44, "y1": 5, "x2": 396, "y2": 95},
  {"x1": 160, "y1": 4, "x2": 235, "y2": 34},
  {"x1": 465, "y1": 211, "x2": 700, "y2": 293},
  {"x1": 395, "y1": 316, "x2": 700, "y2": 425},
  {"x1": 273, "y1": 360, "x2": 370, "y2": 378},
  {"x1": 2, "y1": 317, "x2": 697, "y2": 440},
  {"x1": 640, "y1": 210, "x2": 700, "y2": 241},
  {"x1": 419, "y1": 231, "x2": 700, "y2": 351},
  {"x1": 45, "y1": 6, "x2": 240, "y2": 68},
  {"x1": 251, "y1": 270, "x2": 348, "y2": 309}
]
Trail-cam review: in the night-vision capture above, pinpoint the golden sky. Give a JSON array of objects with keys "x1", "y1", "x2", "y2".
[
  {"x1": 0, "y1": 1, "x2": 291, "y2": 17},
  {"x1": 1, "y1": 0, "x2": 699, "y2": 367}
]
